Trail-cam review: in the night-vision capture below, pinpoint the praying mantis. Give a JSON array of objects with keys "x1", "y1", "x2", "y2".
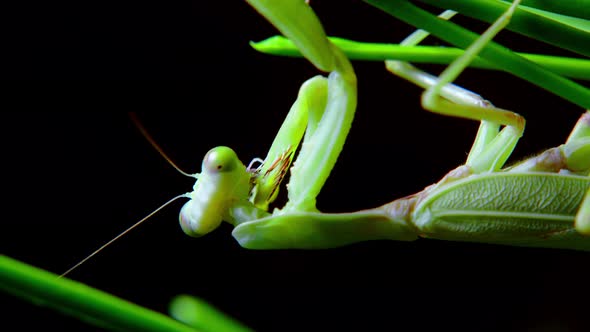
[
  {"x1": 4, "y1": 0, "x2": 590, "y2": 330},
  {"x1": 159, "y1": 0, "x2": 590, "y2": 253},
  {"x1": 55, "y1": 0, "x2": 590, "y2": 276}
]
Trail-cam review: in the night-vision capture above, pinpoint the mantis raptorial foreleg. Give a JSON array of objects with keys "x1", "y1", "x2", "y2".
[
  {"x1": 231, "y1": 1, "x2": 431, "y2": 249},
  {"x1": 249, "y1": 75, "x2": 328, "y2": 211},
  {"x1": 245, "y1": 0, "x2": 357, "y2": 213},
  {"x1": 230, "y1": 0, "x2": 418, "y2": 249}
]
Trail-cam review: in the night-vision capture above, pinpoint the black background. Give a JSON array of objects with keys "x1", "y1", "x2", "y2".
[{"x1": 2, "y1": 1, "x2": 589, "y2": 331}]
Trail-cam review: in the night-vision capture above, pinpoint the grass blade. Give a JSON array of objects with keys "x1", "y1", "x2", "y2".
[
  {"x1": 364, "y1": 0, "x2": 590, "y2": 109},
  {"x1": 252, "y1": 36, "x2": 590, "y2": 80},
  {"x1": 415, "y1": 0, "x2": 590, "y2": 57},
  {"x1": 0, "y1": 255, "x2": 199, "y2": 332}
]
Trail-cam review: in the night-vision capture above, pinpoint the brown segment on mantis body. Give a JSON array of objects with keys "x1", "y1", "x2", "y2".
[{"x1": 262, "y1": 146, "x2": 295, "y2": 203}]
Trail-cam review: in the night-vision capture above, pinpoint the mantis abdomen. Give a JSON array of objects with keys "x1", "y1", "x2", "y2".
[{"x1": 412, "y1": 172, "x2": 590, "y2": 250}]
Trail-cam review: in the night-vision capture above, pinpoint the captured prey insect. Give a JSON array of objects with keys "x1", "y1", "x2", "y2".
[{"x1": 61, "y1": 0, "x2": 590, "y2": 277}]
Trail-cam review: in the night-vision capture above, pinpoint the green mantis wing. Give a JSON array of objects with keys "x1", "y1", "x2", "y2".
[{"x1": 414, "y1": 172, "x2": 590, "y2": 251}]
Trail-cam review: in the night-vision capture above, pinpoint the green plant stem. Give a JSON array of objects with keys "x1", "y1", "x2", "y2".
[
  {"x1": 364, "y1": 0, "x2": 590, "y2": 109},
  {"x1": 508, "y1": 1, "x2": 590, "y2": 34},
  {"x1": 516, "y1": 0, "x2": 590, "y2": 20},
  {"x1": 415, "y1": 0, "x2": 590, "y2": 57},
  {"x1": 170, "y1": 295, "x2": 253, "y2": 332},
  {"x1": 0, "y1": 255, "x2": 199, "y2": 332},
  {"x1": 252, "y1": 36, "x2": 590, "y2": 80}
]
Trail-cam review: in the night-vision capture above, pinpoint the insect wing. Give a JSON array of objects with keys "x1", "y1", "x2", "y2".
[{"x1": 413, "y1": 172, "x2": 590, "y2": 250}]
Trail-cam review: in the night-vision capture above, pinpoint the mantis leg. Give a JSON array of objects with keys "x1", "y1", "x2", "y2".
[
  {"x1": 245, "y1": 0, "x2": 357, "y2": 213},
  {"x1": 231, "y1": 53, "x2": 418, "y2": 249},
  {"x1": 393, "y1": 0, "x2": 525, "y2": 174},
  {"x1": 385, "y1": 10, "x2": 502, "y2": 171},
  {"x1": 576, "y1": 171, "x2": 590, "y2": 235},
  {"x1": 426, "y1": 0, "x2": 525, "y2": 173},
  {"x1": 230, "y1": 0, "x2": 413, "y2": 250},
  {"x1": 559, "y1": 112, "x2": 590, "y2": 234},
  {"x1": 250, "y1": 75, "x2": 328, "y2": 211}
]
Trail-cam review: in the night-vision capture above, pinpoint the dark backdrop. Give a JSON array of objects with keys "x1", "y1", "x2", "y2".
[{"x1": 2, "y1": 1, "x2": 588, "y2": 331}]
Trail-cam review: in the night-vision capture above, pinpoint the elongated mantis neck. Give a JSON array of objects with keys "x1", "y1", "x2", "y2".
[{"x1": 231, "y1": 204, "x2": 417, "y2": 249}]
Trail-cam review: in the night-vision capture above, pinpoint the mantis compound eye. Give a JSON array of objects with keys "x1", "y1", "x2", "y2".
[{"x1": 202, "y1": 146, "x2": 238, "y2": 173}]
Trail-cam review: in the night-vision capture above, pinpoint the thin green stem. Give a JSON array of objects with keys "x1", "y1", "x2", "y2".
[
  {"x1": 415, "y1": 0, "x2": 590, "y2": 57},
  {"x1": 170, "y1": 295, "x2": 253, "y2": 332},
  {"x1": 252, "y1": 36, "x2": 590, "y2": 80},
  {"x1": 364, "y1": 0, "x2": 590, "y2": 109},
  {"x1": 508, "y1": 2, "x2": 590, "y2": 33},
  {"x1": 0, "y1": 255, "x2": 199, "y2": 332},
  {"x1": 516, "y1": 0, "x2": 590, "y2": 20}
]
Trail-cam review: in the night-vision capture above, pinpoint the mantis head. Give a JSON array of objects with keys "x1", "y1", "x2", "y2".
[{"x1": 179, "y1": 146, "x2": 252, "y2": 237}]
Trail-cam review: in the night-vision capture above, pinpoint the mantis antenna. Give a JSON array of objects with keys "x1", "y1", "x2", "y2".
[
  {"x1": 60, "y1": 114, "x2": 197, "y2": 278},
  {"x1": 59, "y1": 194, "x2": 188, "y2": 278},
  {"x1": 129, "y1": 112, "x2": 197, "y2": 179}
]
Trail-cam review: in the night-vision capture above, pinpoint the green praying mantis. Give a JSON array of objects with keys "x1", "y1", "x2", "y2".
[
  {"x1": 203, "y1": 0, "x2": 590, "y2": 251},
  {"x1": 3, "y1": 1, "x2": 588, "y2": 331},
  {"x1": 60, "y1": 0, "x2": 590, "y2": 277}
]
